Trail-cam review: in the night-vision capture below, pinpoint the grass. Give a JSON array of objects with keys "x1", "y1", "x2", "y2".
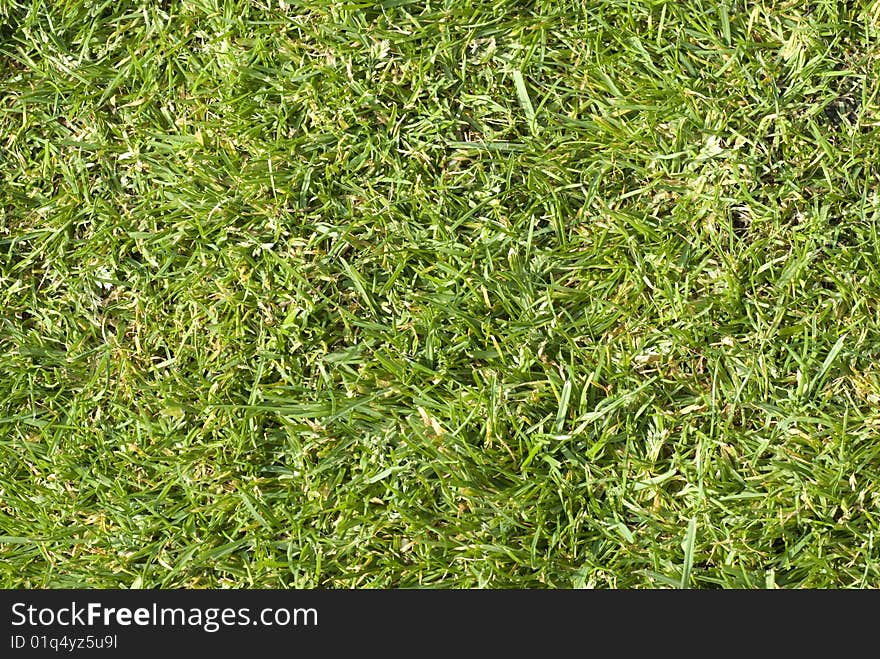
[{"x1": 1, "y1": 0, "x2": 880, "y2": 588}]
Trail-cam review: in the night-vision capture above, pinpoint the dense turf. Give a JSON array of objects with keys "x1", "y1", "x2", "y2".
[{"x1": 2, "y1": 0, "x2": 880, "y2": 587}]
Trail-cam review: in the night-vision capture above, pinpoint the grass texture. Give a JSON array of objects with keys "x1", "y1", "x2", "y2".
[{"x1": 2, "y1": 0, "x2": 880, "y2": 588}]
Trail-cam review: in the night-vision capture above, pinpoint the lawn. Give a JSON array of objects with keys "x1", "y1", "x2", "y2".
[{"x1": 2, "y1": 0, "x2": 879, "y2": 588}]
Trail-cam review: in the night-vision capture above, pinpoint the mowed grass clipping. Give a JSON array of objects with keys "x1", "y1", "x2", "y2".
[{"x1": 2, "y1": 0, "x2": 880, "y2": 588}]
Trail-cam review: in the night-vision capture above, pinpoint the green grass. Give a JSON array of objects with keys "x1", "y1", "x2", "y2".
[{"x1": 2, "y1": 0, "x2": 880, "y2": 588}]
